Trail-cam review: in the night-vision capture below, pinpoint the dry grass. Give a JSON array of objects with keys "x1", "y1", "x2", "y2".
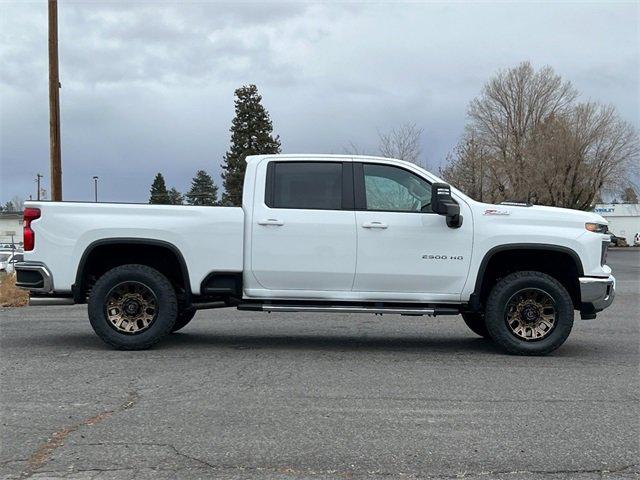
[{"x1": 0, "y1": 273, "x2": 29, "y2": 307}]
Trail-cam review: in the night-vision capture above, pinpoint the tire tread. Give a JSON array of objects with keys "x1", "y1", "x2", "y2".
[
  {"x1": 88, "y1": 264, "x2": 177, "y2": 350},
  {"x1": 485, "y1": 270, "x2": 574, "y2": 356}
]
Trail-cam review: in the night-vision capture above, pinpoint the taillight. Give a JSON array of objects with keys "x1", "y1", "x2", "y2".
[{"x1": 23, "y1": 207, "x2": 41, "y2": 251}]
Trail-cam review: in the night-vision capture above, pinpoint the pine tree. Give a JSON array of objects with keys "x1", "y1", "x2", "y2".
[
  {"x1": 149, "y1": 173, "x2": 169, "y2": 204},
  {"x1": 186, "y1": 170, "x2": 218, "y2": 206},
  {"x1": 168, "y1": 187, "x2": 184, "y2": 205},
  {"x1": 221, "y1": 84, "x2": 281, "y2": 206}
]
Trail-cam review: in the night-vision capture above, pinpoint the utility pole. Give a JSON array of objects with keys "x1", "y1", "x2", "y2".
[
  {"x1": 36, "y1": 173, "x2": 43, "y2": 201},
  {"x1": 48, "y1": 0, "x2": 62, "y2": 201},
  {"x1": 93, "y1": 176, "x2": 99, "y2": 202}
]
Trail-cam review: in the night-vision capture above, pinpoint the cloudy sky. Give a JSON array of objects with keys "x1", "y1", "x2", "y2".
[{"x1": 1, "y1": 1, "x2": 638, "y2": 203}]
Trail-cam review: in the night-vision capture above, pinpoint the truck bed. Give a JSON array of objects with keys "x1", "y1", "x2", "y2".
[{"x1": 22, "y1": 201, "x2": 244, "y2": 295}]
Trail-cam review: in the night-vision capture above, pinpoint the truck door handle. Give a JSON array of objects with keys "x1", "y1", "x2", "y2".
[
  {"x1": 258, "y1": 219, "x2": 284, "y2": 226},
  {"x1": 362, "y1": 221, "x2": 388, "y2": 229}
]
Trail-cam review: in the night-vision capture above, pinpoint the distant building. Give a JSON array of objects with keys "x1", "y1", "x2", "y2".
[
  {"x1": 0, "y1": 211, "x2": 23, "y2": 248},
  {"x1": 593, "y1": 204, "x2": 640, "y2": 244}
]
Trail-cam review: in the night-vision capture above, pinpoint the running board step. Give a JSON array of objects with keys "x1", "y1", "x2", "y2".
[
  {"x1": 237, "y1": 304, "x2": 459, "y2": 316},
  {"x1": 29, "y1": 296, "x2": 75, "y2": 306}
]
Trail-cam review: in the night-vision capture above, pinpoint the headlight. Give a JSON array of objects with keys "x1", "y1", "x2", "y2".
[{"x1": 585, "y1": 223, "x2": 607, "y2": 233}]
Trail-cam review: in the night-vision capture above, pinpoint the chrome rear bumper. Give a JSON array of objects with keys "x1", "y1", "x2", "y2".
[
  {"x1": 15, "y1": 262, "x2": 76, "y2": 306},
  {"x1": 14, "y1": 262, "x2": 53, "y2": 293}
]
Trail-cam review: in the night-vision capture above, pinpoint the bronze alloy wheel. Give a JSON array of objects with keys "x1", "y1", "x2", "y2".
[
  {"x1": 504, "y1": 288, "x2": 557, "y2": 341},
  {"x1": 104, "y1": 281, "x2": 158, "y2": 334}
]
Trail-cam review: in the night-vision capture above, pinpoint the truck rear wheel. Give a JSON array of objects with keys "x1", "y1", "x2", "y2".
[
  {"x1": 461, "y1": 313, "x2": 489, "y2": 338},
  {"x1": 171, "y1": 309, "x2": 196, "y2": 332},
  {"x1": 485, "y1": 271, "x2": 574, "y2": 355},
  {"x1": 88, "y1": 264, "x2": 177, "y2": 350}
]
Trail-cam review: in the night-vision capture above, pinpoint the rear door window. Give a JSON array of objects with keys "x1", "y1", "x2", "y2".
[{"x1": 267, "y1": 162, "x2": 343, "y2": 210}]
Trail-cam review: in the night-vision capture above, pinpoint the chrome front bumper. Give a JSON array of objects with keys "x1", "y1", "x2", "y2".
[{"x1": 579, "y1": 275, "x2": 615, "y2": 313}]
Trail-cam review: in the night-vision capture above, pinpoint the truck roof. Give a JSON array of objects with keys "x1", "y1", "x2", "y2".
[{"x1": 245, "y1": 154, "x2": 418, "y2": 168}]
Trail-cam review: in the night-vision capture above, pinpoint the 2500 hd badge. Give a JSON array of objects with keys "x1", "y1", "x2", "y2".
[{"x1": 422, "y1": 254, "x2": 464, "y2": 260}]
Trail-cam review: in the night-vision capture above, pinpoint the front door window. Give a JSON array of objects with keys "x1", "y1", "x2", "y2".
[{"x1": 363, "y1": 164, "x2": 432, "y2": 212}]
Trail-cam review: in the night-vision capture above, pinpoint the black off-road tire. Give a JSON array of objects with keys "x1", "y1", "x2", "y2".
[
  {"x1": 461, "y1": 312, "x2": 490, "y2": 338},
  {"x1": 485, "y1": 271, "x2": 574, "y2": 356},
  {"x1": 88, "y1": 264, "x2": 178, "y2": 350},
  {"x1": 171, "y1": 309, "x2": 196, "y2": 333}
]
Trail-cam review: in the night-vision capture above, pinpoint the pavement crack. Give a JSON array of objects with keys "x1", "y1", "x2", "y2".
[
  {"x1": 0, "y1": 458, "x2": 29, "y2": 467},
  {"x1": 450, "y1": 463, "x2": 640, "y2": 478},
  {"x1": 31, "y1": 442, "x2": 639, "y2": 479},
  {"x1": 164, "y1": 443, "x2": 219, "y2": 470},
  {"x1": 10, "y1": 460, "x2": 640, "y2": 479},
  {"x1": 18, "y1": 390, "x2": 139, "y2": 479}
]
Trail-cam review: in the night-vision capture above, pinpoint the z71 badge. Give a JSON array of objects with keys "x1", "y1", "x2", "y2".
[
  {"x1": 483, "y1": 208, "x2": 510, "y2": 215},
  {"x1": 422, "y1": 255, "x2": 464, "y2": 260}
]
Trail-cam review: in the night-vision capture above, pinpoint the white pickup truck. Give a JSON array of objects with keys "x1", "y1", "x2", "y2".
[{"x1": 16, "y1": 155, "x2": 615, "y2": 355}]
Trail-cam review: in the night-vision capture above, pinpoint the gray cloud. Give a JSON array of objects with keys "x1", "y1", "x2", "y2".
[{"x1": 1, "y1": 1, "x2": 638, "y2": 203}]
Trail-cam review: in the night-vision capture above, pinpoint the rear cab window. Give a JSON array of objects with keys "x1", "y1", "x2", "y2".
[{"x1": 265, "y1": 161, "x2": 352, "y2": 210}]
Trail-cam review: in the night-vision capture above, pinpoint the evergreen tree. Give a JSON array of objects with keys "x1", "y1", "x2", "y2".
[
  {"x1": 168, "y1": 187, "x2": 184, "y2": 205},
  {"x1": 149, "y1": 173, "x2": 169, "y2": 204},
  {"x1": 221, "y1": 84, "x2": 281, "y2": 206},
  {"x1": 186, "y1": 170, "x2": 218, "y2": 206}
]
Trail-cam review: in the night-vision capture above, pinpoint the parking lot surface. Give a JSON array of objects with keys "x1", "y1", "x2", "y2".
[{"x1": 1, "y1": 250, "x2": 638, "y2": 479}]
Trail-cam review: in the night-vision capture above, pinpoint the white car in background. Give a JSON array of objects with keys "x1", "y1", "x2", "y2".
[{"x1": 0, "y1": 251, "x2": 24, "y2": 274}]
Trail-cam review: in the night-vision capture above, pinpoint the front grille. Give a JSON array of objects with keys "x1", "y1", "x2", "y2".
[{"x1": 601, "y1": 240, "x2": 609, "y2": 266}]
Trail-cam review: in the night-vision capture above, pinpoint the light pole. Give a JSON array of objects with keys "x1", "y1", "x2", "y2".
[
  {"x1": 36, "y1": 173, "x2": 43, "y2": 200},
  {"x1": 93, "y1": 176, "x2": 99, "y2": 202}
]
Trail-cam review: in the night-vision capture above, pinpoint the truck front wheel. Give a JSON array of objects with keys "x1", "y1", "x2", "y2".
[
  {"x1": 485, "y1": 271, "x2": 574, "y2": 356},
  {"x1": 88, "y1": 264, "x2": 178, "y2": 350}
]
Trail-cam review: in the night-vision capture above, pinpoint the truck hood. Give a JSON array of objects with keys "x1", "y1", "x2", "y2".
[
  {"x1": 475, "y1": 202, "x2": 607, "y2": 226},
  {"x1": 526, "y1": 204, "x2": 606, "y2": 224}
]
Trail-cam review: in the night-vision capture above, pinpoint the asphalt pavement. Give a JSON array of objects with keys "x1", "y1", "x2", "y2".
[{"x1": 1, "y1": 250, "x2": 638, "y2": 479}]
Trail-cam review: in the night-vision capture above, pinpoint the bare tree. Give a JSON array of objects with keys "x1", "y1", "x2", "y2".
[
  {"x1": 441, "y1": 62, "x2": 639, "y2": 209},
  {"x1": 467, "y1": 61, "x2": 578, "y2": 199},
  {"x1": 622, "y1": 186, "x2": 638, "y2": 203},
  {"x1": 377, "y1": 122, "x2": 425, "y2": 167},
  {"x1": 527, "y1": 103, "x2": 639, "y2": 209},
  {"x1": 342, "y1": 141, "x2": 369, "y2": 156},
  {"x1": 440, "y1": 129, "x2": 502, "y2": 202}
]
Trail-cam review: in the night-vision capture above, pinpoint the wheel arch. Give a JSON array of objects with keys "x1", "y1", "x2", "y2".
[
  {"x1": 471, "y1": 243, "x2": 584, "y2": 310},
  {"x1": 73, "y1": 238, "x2": 191, "y2": 305}
]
